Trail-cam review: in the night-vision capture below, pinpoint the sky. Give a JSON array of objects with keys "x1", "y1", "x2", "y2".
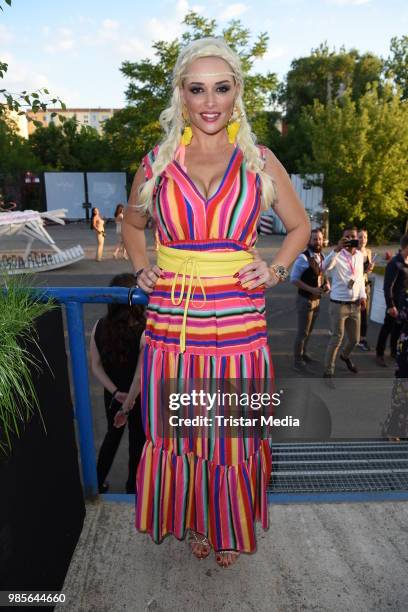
[{"x1": 0, "y1": 0, "x2": 407, "y2": 108}]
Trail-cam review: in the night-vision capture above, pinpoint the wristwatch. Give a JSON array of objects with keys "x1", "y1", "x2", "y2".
[{"x1": 270, "y1": 263, "x2": 289, "y2": 282}]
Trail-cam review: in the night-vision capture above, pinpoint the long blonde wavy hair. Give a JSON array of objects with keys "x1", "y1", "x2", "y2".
[{"x1": 138, "y1": 37, "x2": 276, "y2": 212}]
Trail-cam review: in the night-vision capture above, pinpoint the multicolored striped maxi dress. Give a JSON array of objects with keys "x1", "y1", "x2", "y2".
[{"x1": 135, "y1": 144, "x2": 274, "y2": 553}]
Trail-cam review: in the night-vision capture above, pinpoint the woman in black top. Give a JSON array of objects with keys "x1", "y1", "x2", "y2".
[{"x1": 90, "y1": 273, "x2": 146, "y2": 493}]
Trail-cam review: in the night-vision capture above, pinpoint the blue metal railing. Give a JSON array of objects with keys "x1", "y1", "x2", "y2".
[
  {"x1": 35, "y1": 287, "x2": 148, "y2": 498},
  {"x1": 26, "y1": 286, "x2": 408, "y2": 505}
]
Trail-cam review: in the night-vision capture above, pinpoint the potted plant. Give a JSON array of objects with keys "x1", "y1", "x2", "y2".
[
  {"x1": 0, "y1": 274, "x2": 85, "y2": 591},
  {"x1": 0, "y1": 274, "x2": 54, "y2": 453}
]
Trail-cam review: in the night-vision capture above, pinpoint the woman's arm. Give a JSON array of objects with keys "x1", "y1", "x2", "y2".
[
  {"x1": 89, "y1": 322, "x2": 117, "y2": 395},
  {"x1": 122, "y1": 165, "x2": 151, "y2": 272},
  {"x1": 239, "y1": 148, "x2": 310, "y2": 289},
  {"x1": 114, "y1": 332, "x2": 146, "y2": 428},
  {"x1": 122, "y1": 164, "x2": 162, "y2": 292},
  {"x1": 263, "y1": 148, "x2": 310, "y2": 270},
  {"x1": 367, "y1": 247, "x2": 375, "y2": 272},
  {"x1": 122, "y1": 332, "x2": 146, "y2": 412}
]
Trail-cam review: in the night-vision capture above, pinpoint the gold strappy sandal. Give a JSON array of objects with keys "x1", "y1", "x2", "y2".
[
  {"x1": 215, "y1": 550, "x2": 240, "y2": 568},
  {"x1": 188, "y1": 531, "x2": 211, "y2": 560}
]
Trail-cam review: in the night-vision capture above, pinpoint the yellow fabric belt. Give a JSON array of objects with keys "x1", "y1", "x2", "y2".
[{"x1": 157, "y1": 244, "x2": 254, "y2": 353}]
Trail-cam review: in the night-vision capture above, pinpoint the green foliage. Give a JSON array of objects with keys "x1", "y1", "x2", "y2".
[
  {"x1": 250, "y1": 110, "x2": 282, "y2": 153},
  {"x1": 0, "y1": 0, "x2": 12, "y2": 11},
  {"x1": 300, "y1": 84, "x2": 408, "y2": 243},
  {"x1": 385, "y1": 35, "x2": 408, "y2": 100},
  {"x1": 271, "y1": 119, "x2": 313, "y2": 175},
  {"x1": 0, "y1": 115, "x2": 41, "y2": 176},
  {"x1": 278, "y1": 44, "x2": 384, "y2": 171},
  {"x1": 104, "y1": 11, "x2": 278, "y2": 169},
  {"x1": 0, "y1": 275, "x2": 54, "y2": 454},
  {"x1": 282, "y1": 43, "x2": 384, "y2": 124},
  {"x1": 0, "y1": 85, "x2": 66, "y2": 126},
  {"x1": 29, "y1": 118, "x2": 121, "y2": 171}
]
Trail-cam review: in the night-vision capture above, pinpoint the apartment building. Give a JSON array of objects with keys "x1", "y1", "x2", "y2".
[{"x1": 25, "y1": 107, "x2": 120, "y2": 135}]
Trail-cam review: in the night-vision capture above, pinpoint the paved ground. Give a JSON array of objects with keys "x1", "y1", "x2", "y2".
[
  {"x1": 3, "y1": 223, "x2": 408, "y2": 612},
  {"x1": 55, "y1": 500, "x2": 408, "y2": 612}
]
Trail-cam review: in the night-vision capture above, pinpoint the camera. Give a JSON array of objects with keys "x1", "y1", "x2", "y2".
[{"x1": 345, "y1": 239, "x2": 359, "y2": 248}]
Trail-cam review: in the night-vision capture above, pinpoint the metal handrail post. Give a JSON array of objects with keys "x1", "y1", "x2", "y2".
[{"x1": 65, "y1": 300, "x2": 98, "y2": 498}]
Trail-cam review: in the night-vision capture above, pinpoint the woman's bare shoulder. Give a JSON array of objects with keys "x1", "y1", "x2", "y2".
[{"x1": 260, "y1": 146, "x2": 286, "y2": 176}]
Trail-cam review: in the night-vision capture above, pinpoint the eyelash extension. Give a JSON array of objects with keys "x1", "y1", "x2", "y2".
[{"x1": 189, "y1": 86, "x2": 231, "y2": 94}]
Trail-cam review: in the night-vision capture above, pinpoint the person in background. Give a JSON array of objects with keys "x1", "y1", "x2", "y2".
[
  {"x1": 381, "y1": 271, "x2": 408, "y2": 441},
  {"x1": 90, "y1": 273, "x2": 146, "y2": 494},
  {"x1": 357, "y1": 229, "x2": 375, "y2": 351},
  {"x1": 322, "y1": 227, "x2": 366, "y2": 386},
  {"x1": 113, "y1": 203, "x2": 128, "y2": 260},
  {"x1": 290, "y1": 228, "x2": 329, "y2": 371},
  {"x1": 91, "y1": 207, "x2": 105, "y2": 262},
  {"x1": 376, "y1": 234, "x2": 408, "y2": 367}
]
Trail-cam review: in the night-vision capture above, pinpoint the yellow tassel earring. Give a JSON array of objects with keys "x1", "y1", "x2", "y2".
[
  {"x1": 181, "y1": 125, "x2": 193, "y2": 146},
  {"x1": 181, "y1": 107, "x2": 193, "y2": 146},
  {"x1": 226, "y1": 106, "x2": 242, "y2": 144}
]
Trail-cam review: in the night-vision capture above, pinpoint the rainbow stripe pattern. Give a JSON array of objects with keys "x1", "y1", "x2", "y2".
[{"x1": 135, "y1": 145, "x2": 274, "y2": 553}]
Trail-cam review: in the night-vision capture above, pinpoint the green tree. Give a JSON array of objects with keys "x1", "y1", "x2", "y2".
[
  {"x1": 29, "y1": 119, "x2": 119, "y2": 171},
  {"x1": 385, "y1": 35, "x2": 408, "y2": 100},
  {"x1": 282, "y1": 43, "x2": 383, "y2": 123},
  {"x1": 275, "y1": 43, "x2": 384, "y2": 173},
  {"x1": 28, "y1": 122, "x2": 67, "y2": 169},
  {"x1": 300, "y1": 84, "x2": 408, "y2": 242},
  {"x1": 0, "y1": 115, "x2": 41, "y2": 209},
  {"x1": 104, "y1": 11, "x2": 278, "y2": 170},
  {"x1": 0, "y1": 116, "x2": 40, "y2": 174}
]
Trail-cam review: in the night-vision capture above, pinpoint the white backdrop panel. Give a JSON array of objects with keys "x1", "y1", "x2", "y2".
[
  {"x1": 44, "y1": 172, "x2": 85, "y2": 219},
  {"x1": 87, "y1": 173, "x2": 127, "y2": 219}
]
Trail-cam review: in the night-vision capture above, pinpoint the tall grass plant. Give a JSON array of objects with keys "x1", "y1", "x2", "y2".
[{"x1": 0, "y1": 274, "x2": 54, "y2": 454}]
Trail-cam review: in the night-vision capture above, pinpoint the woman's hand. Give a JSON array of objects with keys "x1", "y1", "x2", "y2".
[
  {"x1": 237, "y1": 253, "x2": 281, "y2": 290},
  {"x1": 113, "y1": 393, "x2": 136, "y2": 429},
  {"x1": 115, "y1": 391, "x2": 128, "y2": 404},
  {"x1": 112, "y1": 391, "x2": 129, "y2": 429},
  {"x1": 137, "y1": 265, "x2": 162, "y2": 294},
  {"x1": 113, "y1": 410, "x2": 128, "y2": 429}
]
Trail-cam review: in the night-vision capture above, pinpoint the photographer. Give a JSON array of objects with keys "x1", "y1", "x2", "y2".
[
  {"x1": 291, "y1": 228, "x2": 329, "y2": 371},
  {"x1": 322, "y1": 227, "x2": 366, "y2": 385}
]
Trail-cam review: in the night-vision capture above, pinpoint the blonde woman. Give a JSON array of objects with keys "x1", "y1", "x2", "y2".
[
  {"x1": 91, "y1": 207, "x2": 105, "y2": 262},
  {"x1": 357, "y1": 229, "x2": 375, "y2": 350},
  {"x1": 122, "y1": 37, "x2": 310, "y2": 568},
  {"x1": 113, "y1": 203, "x2": 128, "y2": 259}
]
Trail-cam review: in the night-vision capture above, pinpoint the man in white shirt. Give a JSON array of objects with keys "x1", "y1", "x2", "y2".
[{"x1": 323, "y1": 227, "x2": 367, "y2": 385}]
